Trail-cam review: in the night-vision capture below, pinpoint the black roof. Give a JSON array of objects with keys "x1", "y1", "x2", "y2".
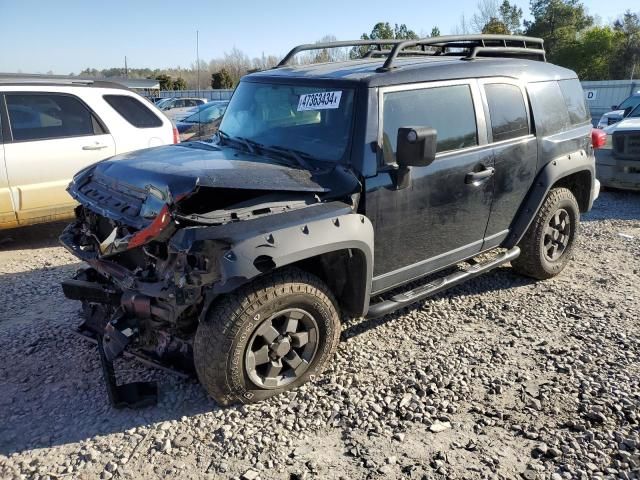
[{"x1": 247, "y1": 56, "x2": 577, "y2": 88}]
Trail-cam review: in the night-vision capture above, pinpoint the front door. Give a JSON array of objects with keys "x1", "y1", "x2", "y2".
[
  {"x1": 367, "y1": 81, "x2": 495, "y2": 293},
  {"x1": 2, "y1": 92, "x2": 116, "y2": 225}
]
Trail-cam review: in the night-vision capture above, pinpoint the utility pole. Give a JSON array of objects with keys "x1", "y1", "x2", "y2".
[
  {"x1": 196, "y1": 30, "x2": 200, "y2": 95},
  {"x1": 124, "y1": 56, "x2": 128, "y2": 79}
]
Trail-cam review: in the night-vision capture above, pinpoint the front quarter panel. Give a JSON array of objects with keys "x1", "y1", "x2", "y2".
[{"x1": 170, "y1": 202, "x2": 375, "y2": 316}]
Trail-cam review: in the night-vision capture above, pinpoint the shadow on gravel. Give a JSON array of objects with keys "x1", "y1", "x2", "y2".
[
  {"x1": 342, "y1": 266, "x2": 535, "y2": 340},
  {"x1": 0, "y1": 221, "x2": 68, "y2": 252},
  {"x1": 0, "y1": 262, "x2": 216, "y2": 457}
]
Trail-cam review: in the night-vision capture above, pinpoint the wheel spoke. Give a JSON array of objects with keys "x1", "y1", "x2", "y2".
[
  {"x1": 265, "y1": 359, "x2": 283, "y2": 379},
  {"x1": 257, "y1": 320, "x2": 280, "y2": 344},
  {"x1": 544, "y1": 226, "x2": 556, "y2": 238},
  {"x1": 290, "y1": 331, "x2": 309, "y2": 347},
  {"x1": 283, "y1": 350, "x2": 303, "y2": 369},
  {"x1": 249, "y1": 345, "x2": 271, "y2": 366},
  {"x1": 548, "y1": 244, "x2": 557, "y2": 259}
]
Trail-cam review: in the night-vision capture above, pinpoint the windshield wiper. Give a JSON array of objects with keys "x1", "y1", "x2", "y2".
[
  {"x1": 217, "y1": 130, "x2": 257, "y2": 154},
  {"x1": 265, "y1": 145, "x2": 326, "y2": 171}
]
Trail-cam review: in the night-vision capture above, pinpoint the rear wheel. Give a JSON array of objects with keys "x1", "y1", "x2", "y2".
[
  {"x1": 512, "y1": 187, "x2": 580, "y2": 280},
  {"x1": 194, "y1": 268, "x2": 340, "y2": 405}
]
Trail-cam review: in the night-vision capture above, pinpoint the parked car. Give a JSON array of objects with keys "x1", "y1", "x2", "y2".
[
  {"x1": 157, "y1": 97, "x2": 208, "y2": 122},
  {"x1": 595, "y1": 103, "x2": 640, "y2": 190},
  {"x1": 60, "y1": 35, "x2": 601, "y2": 408},
  {"x1": 0, "y1": 76, "x2": 178, "y2": 230},
  {"x1": 175, "y1": 101, "x2": 229, "y2": 141},
  {"x1": 596, "y1": 92, "x2": 640, "y2": 129}
]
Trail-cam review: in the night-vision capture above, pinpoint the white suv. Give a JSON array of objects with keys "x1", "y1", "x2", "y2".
[{"x1": 0, "y1": 77, "x2": 177, "y2": 230}]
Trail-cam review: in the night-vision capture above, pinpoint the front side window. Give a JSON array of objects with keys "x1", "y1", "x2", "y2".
[
  {"x1": 382, "y1": 84, "x2": 477, "y2": 162},
  {"x1": 103, "y1": 94, "x2": 163, "y2": 128},
  {"x1": 219, "y1": 81, "x2": 355, "y2": 162},
  {"x1": 484, "y1": 83, "x2": 529, "y2": 142},
  {"x1": 6, "y1": 93, "x2": 97, "y2": 141}
]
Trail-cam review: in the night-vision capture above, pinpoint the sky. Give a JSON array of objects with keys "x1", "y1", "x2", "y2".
[{"x1": 0, "y1": 0, "x2": 637, "y2": 74}]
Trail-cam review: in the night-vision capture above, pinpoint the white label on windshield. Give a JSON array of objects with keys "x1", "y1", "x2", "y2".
[{"x1": 297, "y1": 91, "x2": 342, "y2": 111}]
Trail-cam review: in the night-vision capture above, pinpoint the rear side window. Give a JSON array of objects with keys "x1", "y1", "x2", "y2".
[
  {"x1": 527, "y1": 81, "x2": 571, "y2": 136},
  {"x1": 382, "y1": 84, "x2": 477, "y2": 158},
  {"x1": 6, "y1": 93, "x2": 99, "y2": 141},
  {"x1": 103, "y1": 95, "x2": 163, "y2": 128},
  {"x1": 484, "y1": 84, "x2": 529, "y2": 142},
  {"x1": 558, "y1": 79, "x2": 590, "y2": 125}
]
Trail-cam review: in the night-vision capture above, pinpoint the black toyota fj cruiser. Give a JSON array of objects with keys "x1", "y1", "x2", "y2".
[{"x1": 61, "y1": 35, "x2": 602, "y2": 407}]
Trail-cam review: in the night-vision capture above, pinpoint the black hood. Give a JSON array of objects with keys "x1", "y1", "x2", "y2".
[{"x1": 69, "y1": 142, "x2": 360, "y2": 227}]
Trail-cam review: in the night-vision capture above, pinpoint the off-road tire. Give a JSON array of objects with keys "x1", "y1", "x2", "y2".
[
  {"x1": 512, "y1": 187, "x2": 580, "y2": 280},
  {"x1": 194, "y1": 267, "x2": 341, "y2": 405}
]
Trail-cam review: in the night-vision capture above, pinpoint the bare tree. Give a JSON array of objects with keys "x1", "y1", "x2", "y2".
[{"x1": 471, "y1": 0, "x2": 500, "y2": 32}]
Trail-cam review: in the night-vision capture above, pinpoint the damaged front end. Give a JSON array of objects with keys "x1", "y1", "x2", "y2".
[{"x1": 60, "y1": 145, "x2": 361, "y2": 407}]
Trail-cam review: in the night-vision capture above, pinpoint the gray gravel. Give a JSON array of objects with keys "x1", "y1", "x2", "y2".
[{"x1": 0, "y1": 190, "x2": 639, "y2": 480}]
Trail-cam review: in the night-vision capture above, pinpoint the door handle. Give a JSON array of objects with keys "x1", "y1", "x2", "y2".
[
  {"x1": 82, "y1": 144, "x2": 108, "y2": 151},
  {"x1": 465, "y1": 167, "x2": 495, "y2": 184}
]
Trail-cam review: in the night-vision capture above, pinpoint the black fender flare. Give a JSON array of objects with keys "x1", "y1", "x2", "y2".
[
  {"x1": 170, "y1": 202, "x2": 375, "y2": 318},
  {"x1": 504, "y1": 151, "x2": 595, "y2": 249}
]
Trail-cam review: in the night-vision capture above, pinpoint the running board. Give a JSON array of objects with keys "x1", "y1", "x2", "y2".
[{"x1": 366, "y1": 247, "x2": 520, "y2": 319}]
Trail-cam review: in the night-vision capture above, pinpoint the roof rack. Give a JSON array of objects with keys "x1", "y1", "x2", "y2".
[
  {"x1": 0, "y1": 73, "x2": 129, "y2": 90},
  {"x1": 276, "y1": 34, "x2": 545, "y2": 70}
]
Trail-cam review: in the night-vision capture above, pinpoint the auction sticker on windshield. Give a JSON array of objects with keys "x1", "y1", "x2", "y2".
[{"x1": 297, "y1": 91, "x2": 342, "y2": 111}]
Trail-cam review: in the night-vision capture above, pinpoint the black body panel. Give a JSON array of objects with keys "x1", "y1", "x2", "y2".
[{"x1": 366, "y1": 146, "x2": 495, "y2": 293}]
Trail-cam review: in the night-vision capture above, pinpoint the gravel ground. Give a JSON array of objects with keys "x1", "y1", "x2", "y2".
[{"x1": 0, "y1": 190, "x2": 639, "y2": 480}]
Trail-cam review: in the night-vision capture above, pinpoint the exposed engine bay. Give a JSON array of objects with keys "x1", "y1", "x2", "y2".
[{"x1": 59, "y1": 144, "x2": 362, "y2": 405}]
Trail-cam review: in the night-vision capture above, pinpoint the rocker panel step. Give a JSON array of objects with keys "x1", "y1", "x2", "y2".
[{"x1": 366, "y1": 247, "x2": 520, "y2": 319}]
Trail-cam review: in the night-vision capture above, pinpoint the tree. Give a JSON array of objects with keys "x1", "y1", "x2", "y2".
[
  {"x1": 210, "y1": 68, "x2": 233, "y2": 89},
  {"x1": 431, "y1": 26, "x2": 441, "y2": 37},
  {"x1": 173, "y1": 77, "x2": 187, "y2": 90},
  {"x1": 611, "y1": 11, "x2": 640, "y2": 79},
  {"x1": 499, "y1": 0, "x2": 523, "y2": 33},
  {"x1": 553, "y1": 26, "x2": 622, "y2": 79},
  {"x1": 308, "y1": 35, "x2": 350, "y2": 64},
  {"x1": 352, "y1": 22, "x2": 418, "y2": 58},
  {"x1": 471, "y1": 0, "x2": 522, "y2": 34},
  {"x1": 524, "y1": 0, "x2": 594, "y2": 61},
  {"x1": 472, "y1": 0, "x2": 500, "y2": 32},
  {"x1": 156, "y1": 74, "x2": 173, "y2": 90},
  {"x1": 482, "y1": 18, "x2": 510, "y2": 34}
]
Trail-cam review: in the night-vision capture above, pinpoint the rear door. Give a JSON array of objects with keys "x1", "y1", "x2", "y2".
[
  {"x1": 2, "y1": 91, "x2": 116, "y2": 224},
  {"x1": 0, "y1": 97, "x2": 18, "y2": 228},
  {"x1": 478, "y1": 79, "x2": 537, "y2": 248}
]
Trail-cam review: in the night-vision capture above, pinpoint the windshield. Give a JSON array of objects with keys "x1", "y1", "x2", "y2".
[
  {"x1": 219, "y1": 81, "x2": 354, "y2": 163},
  {"x1": 629, "y1": 104, "x2": 640, "y2": 118},
  {"x1": 156, "y1": 98, "x2": 171, "y2": 107},
  {"x1": 619, "y1": 95, "x2": 640, "y2": 110},
  {"x1": 183, "y1": 103, "x2": 227, "y2": 123}
]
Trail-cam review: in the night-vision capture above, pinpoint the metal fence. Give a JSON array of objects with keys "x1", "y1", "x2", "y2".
[
  {"x1": 581, "y1": 80, "x2": 640, "y2": 121},
  {"x1": 157, "y1": 89, "x2": 234, "y2": 101},
  {"x1": 154, "y1": 82, "x2": 640, "y2": 121}
]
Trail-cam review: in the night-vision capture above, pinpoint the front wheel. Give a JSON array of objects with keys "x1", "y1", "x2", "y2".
[
  {"x1": 193, "y1": 268, "x2": 341, "y2": 405},
  {"x1": 512, "y1": 187, "x2": 580, "y2": 280}
]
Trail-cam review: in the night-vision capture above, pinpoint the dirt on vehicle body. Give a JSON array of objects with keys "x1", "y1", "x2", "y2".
[{"x1": 60, "y1": 35, "x2": 601, "y2": 407}]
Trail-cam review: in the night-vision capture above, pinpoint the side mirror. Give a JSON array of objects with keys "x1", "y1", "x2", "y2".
[
  {"x1": 396, "y1": 127, "x2": 437, "y2": 167},
  {"x1": 612, "y1": 105, "x2": 618, "y2": 110}
]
